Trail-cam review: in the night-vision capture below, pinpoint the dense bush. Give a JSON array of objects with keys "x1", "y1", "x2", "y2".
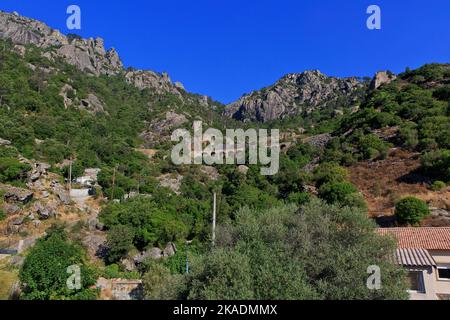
[
  {"x1": 185, "y1": 201, "x2": 408, "y2": 300},
  {"x1": 0, "y1": 157, "x2": 30, "y2": 183},
  {"x1": 106, "y1": 225, "x2": 135, "y2": 263},
  {"x1": 142, "y1": 260, "x2": 186, "y2": 300},
  {"x1": 430, "y1": 181, "x2": 446, "y2": 191},
  {"x1": 421, "y1": 150, "x2": 450, "y2": 182},
  {"x1": 19, "y1": 226, "x2": 97, "y2": 300},
  {"x1": 395, "y1": 197, "x2": 430, "y2": 225},
  {"x1": 318, "y1": 181, "x2": 366, "y2": 210},
  {"x1": 319, "y1": 182, "x2": 357, "y2": 203},
  {"x1": 313, "y1": 163, "x2": 348, "y2": 187},
  {"x1": 100, "y1": 196, "x2": 193, "y2": 249}
]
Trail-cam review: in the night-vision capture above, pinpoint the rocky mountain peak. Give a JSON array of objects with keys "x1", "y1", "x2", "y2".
[
  {"x1": 226, "y1": 70, "x2": 365, "y2": 122},
  {"x1": 0, "y1": 10, "x2": 123, "y2": 76},
  {"x1": 0, "y1": 10, "x2": 195, "y2": 98}
]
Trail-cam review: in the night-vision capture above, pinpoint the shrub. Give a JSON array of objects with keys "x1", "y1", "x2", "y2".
[
  {"x1": 106, "y1": 225, "x2": 135, "y2": 263},
  {"x1": 395, "y1": 197, "x2": 430, "y2": 225},
  {"x1": 313, "y1": 163, "x2": 348, "y2": 187},
  {"x1": 142, "y1": 260, "x2": 186, "y2": 300},
  {"x1": 430, "y1": 181, "x2": 447, "y2": 191},
  {"x1": 359, "y1": 134, "x2": 390, "y2": 160},
  {"x1": 0, "y1": 209, "x2": 5, "y2": 221},
  {"x1": 287, "y1": 192, "x2": 312, "y2": 205},
  {"x1": 0, "y1": 157, "x2": 31, "y2": 183},
  {"x1": 421, "y1": 150, "x2": 450, "y2": 182},
  {"x1": 319, "y1": 182, "x2": 357, "y2": 204},
  {"x1": 100, "y1": 196, "x2": 190, "y2": 249}
]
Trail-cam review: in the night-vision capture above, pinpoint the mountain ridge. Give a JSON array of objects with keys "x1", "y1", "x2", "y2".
[
  {"x1": 225, "y1": 70, "x2": 368, "y2": 123},
  {"x1": 0, "y1": 10, "x2": 192, "y2": 99}
]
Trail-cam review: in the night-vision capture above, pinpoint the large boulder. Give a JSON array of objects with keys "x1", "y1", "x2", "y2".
[
  {"x1": 370, "y1": 71, "x2": 397, "y2": 90},
  {"x1": 134, "y1": 248, "x2": 164, "y2": 264},
  {"x1": 121, "y1": 258, "x2": 137, "y2": 272},
  {"x1": 430, "y1": 208, "x2": 450, "y2": 218},
  {"x1": 28, "y1": 162, "x2": 51, "y2": 182},
  {"x1": 1, "y1": 186, "x2": 33, "y2": 204},
  {"x1": 140, "y1": 111, "x2": 188, "y2": 148},
  {"x1": 302, "y1": 133, "x2": 333, "y2": 150},
  {"x1": 33, "y1": 202, "x2": 56, "y2": 220},
  {"x1": 55, "y1": 188, "x2": 71, "y2": 205},
  {"x1": 11, "y1": 217, "x2": 25, "y2": 226},
  {"x1": 0, "y1": 138, "x2": 11, "y2": 146},
  {"x1": 163, "y1": 243, "x2": 177, "y2": 257},
  {"x1": 79, "y1": 94, "x2": 107, "y2": 114},
  {"x1": 157, "y1": 174, "x2": 183, "y2": 195},
  {"x1": 1, "y1": 203, "x2": 21, "y2": 216},
  {"x1": 81, "y1": 233, "x2": 108, "y2": 260},
  {"x1": 237, "y1": 165, "x2": 250, "y2": 175}
]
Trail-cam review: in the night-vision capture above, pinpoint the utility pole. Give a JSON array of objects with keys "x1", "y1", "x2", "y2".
[
  {"x1": 137, "y1": 171, "x2": 142, "y2": 194},
  {"x1": 212, "y1": 192, "x2": 217, "y2": 246},
  {"x1": 68, "y1": 156, "x2": 72, "y2": 194},
  {"x1": 111, "y1": 165, "x2": 117, "y2": 201}
]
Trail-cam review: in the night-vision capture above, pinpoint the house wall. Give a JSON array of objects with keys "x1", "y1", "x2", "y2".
[
  {"x1": 430, "y1": 250, "x2": 450, "y2": 297},
  {"x1": 408, "y1": 267, "x2": 437, "y2": 300}
]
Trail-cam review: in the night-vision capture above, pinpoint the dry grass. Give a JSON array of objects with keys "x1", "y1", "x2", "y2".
[
  {"x1": 0, "y1": 269, "x2": 18, "y2": 300},
  {"x1": 349, "y1": 148, "x2": 450, "y2": 218}
]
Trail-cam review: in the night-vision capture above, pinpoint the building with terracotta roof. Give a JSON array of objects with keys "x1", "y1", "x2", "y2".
[{"x1": 378, "y1": 228, "x2": 450, "y2": 300}]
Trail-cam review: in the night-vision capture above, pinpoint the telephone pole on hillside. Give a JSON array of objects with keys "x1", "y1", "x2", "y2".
[
  {"x1": 111, "y1": 165, "x2": 117, "y2": 201},
  {"x1": 212, "y1": 192, "x2": 217, "y2": 246},
  {"x1": 68, "y1": 156, "x2": 73, "y2": 194}
]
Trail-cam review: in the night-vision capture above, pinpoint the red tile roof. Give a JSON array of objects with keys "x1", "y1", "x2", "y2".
[{"x1": 377, "y1": 228, "x2": 450, "y2": 250}]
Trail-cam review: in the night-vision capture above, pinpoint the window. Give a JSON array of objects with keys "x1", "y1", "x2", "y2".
[
  {"x1": 407, "y1": 271, "x2": 425, "y2": 292},
  {"x1": 437, "y1": 267, "x2": 450, "y2": 280}
]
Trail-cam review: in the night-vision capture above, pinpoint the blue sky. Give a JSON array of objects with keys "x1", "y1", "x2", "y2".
[{"x1": 1, "y1": 0, "x2": 449, "y2": 103}]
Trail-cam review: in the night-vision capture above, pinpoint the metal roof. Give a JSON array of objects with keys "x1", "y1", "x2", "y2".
[{"x1": 395, "y1": 248, "x2": 436, "y2": 267}]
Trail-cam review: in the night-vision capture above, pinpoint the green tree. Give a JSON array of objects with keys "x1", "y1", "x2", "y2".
[
  {"x1": 106, "y1": 225, "x2": 135, "y2": 263},
  {"x1": 186, "y1": 201, "x2": 408, "y2": 300},
  {"x1": 313, "y1": 163, "x2": 348, "y2": 187},
  {"x1": 19, "y1": 227, "x2": 97, "y2": 300},
  {"x1": 142, "y1": 260, "x2": 186, "y2": 300},
  {"x1": 100, "y1": 196, "x2": 190, "y2": 249},
  {"x1": 395, "y1": 197, "x2": 430, "y2": 225},
  {"x1": 187, "y1": 249, "x2": 255, "y2": 300}
]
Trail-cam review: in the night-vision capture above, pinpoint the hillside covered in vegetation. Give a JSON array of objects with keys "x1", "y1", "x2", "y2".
[{"x1": 0, "y1": 11, "x2": 448, "y2": 300}]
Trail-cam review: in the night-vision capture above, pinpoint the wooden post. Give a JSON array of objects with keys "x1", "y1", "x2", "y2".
[{"x1": 212, "y1": 192, "x2": 217, "y2": 246}]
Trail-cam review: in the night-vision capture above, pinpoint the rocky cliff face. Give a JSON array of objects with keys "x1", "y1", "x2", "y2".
[
  {"x1": 370, "y1": 71, "x2": 397, "y2": 90},
  {"x1": 125, "y1": 70, "x2": 183, "y2": 96},
  {"x1": 0, "y1": 11, "x2": 122, "y2": 75},
  {"x1": 0, "y1": 11, "x2": 184, "y2": 95},
  {"x1": 226, "y1": 70, "x2": 365, "y2": 122}
]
